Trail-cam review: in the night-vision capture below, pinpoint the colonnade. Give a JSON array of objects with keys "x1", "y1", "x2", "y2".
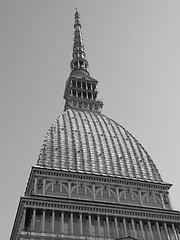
[
  {"x1": 70, "y1": 89, "x2": 96, "y2": 101},
  {"x1": 22, "y1": 207, "x2": 180, "y2": 240},
  {"x1": 72, "y1": 60, "x2": 87, "y2": 70},
  {"x1": 71, "y1": 80, "x2": 96, "y2": 92}
]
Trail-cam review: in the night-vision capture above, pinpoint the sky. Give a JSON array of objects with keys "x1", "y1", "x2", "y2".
[{"x1": 1, "y1": 1, "x2": 180, "y2": 239}]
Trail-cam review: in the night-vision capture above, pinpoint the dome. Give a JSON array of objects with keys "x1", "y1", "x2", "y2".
[{"x1": 37, "y1": 108, "x2": 163, "y2": 183}]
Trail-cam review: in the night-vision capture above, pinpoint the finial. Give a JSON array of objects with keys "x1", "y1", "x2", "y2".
[
  {"x1": 74, "y1": 8, "x2": 81, "y2": 32},
  {"x1": 75, "y1": 7, "x2": 79, "y2": 13},
  {"x1": 70, "y1": 8, "x2": 89, "y2": 75}
]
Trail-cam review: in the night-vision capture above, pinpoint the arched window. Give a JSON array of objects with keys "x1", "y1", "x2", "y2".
[
  {"x1": 72, "y1": 184, "x2": 92, "y2": 196},
  {"x1": 45, "y1": 181, "x2": 68, "y2": 195},
  {"x1": 142, "y1": 192, "x2": 162, "y2": 207},
  {"x1": 102, "y1": 188, "x2": 109, "y2": 198},
  {"x1": 119, "y1": 190, "x2": 127, "y2": 200},
  {"x1": 109, "y1": 189, "x2": 116, "y2": 198},
  {"x1": 96, "y1": 187, "x2": 116, "y2": 199},
  {"x1": 119, "y1": 189, "x2": 140, "y2": 205},
  {"x1": 46, "y1": 182, "x2": 53, "y2": 192}
]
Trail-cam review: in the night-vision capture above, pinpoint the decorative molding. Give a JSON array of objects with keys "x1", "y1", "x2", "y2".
[
  {"x1": 25, "y1": 167, "x2": 171, "y2": 197},
  {"x1": 22, "y1": 197, "x2": 180, "y2": 223}
]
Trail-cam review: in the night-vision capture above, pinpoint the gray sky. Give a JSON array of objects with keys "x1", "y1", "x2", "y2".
[{"x1": 1, "y1": 1, "x2": 180, "y2": 239}]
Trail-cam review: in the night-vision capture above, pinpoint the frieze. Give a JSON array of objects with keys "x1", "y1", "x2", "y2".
[
  {"x1": 25, "y1": 171, "x2": 169, "y2": 201},
  {"x1": 30, "y1": 175, "x2": 171, "y2": 209}
]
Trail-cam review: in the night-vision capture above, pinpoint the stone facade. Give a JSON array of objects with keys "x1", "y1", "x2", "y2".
[
  {"x1": 10, "y1": 9, "x2": 180, "y2": 240},
  {"x1": 11, "y1": 167, "x2": 180, "y2": 240}
]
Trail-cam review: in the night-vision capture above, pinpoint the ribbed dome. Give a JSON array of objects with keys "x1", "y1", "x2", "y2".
[{"x1": 37, "y1": 109, "x2": 163, "y2": 183}]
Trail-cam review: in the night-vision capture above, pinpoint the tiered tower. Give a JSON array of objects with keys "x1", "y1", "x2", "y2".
[
  {"x1": 64, "y1": 9, "x2": 103, "y2": 113},
  {"x1": 11, "y1": 9, "x2": 180, "y2": 240}
]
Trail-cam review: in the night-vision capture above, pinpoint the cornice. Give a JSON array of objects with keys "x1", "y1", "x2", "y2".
[
  {"x1": 22, "y1": 196, "x2": 180, "y2": 223},
  {"x1": 27, "y1": 167, "x2": 172, "y2": 193}
]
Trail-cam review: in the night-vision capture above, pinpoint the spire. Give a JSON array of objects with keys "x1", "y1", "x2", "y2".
[
  {"x1": 70, "y1": 8, "x2": 89, "y2": 76},
  {"x1": 63, "y1": 9, "x2": 103, "y2": 113}
]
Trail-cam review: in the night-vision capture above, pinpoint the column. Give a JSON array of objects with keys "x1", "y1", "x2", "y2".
[
  {"x1": 61, "y1": 212, "x2": 64, "y2": 234},
  {"x1": 156, "y1": 222, "x2": 162, "y2": 240},
  {"x1": 42, "y1": 210, "x2": 45, "y2": 232},
  {"x1": 52, "y1": 210, "x2": 55, "y2": 233},
  {"x1": 34, "y1": 178, "x2": 37, "y2": 194},
  {"x1": 131, "y1": 219, "x2": 137, "y2": 239},
  {"x1": 21, "y1": 207, "x2": 26, "y2": 230},
  {"x1": 140, "y1": 220, "x2": 145, "y2": 240},
  {"x1": 116, "y1": 187, "x2": 120, "y2": 203},
  {"x1": 123, "y1": 218, "x2": 127, "y2": 237},
  {"x1": 172, "y1": 223, "x2": 179, "y2": 240},
  {"x1": 148, "y1": 221, "x2": 154, "y2": 239},
  {"x1": 32, "y1": 208, "x2": 36, "y2": 231},
  {"x1": 70, "y1": 213, "x2": 73, "y2": 235},
  {"x1": 160, "y1": 193, "x2": 166, "y2": 209},
  {"x1": 88, "y1": 214, "x2": 92, "y2": 236},
  {"x1": 92, "y1": 184, "x2": 96, "y2": 201},
  {"x1": 106, "y1": 216, "x2": 110, "y2": 238},
  {"x1": 164, "y1": 223, "x2": 170, "y2": 240},
  {"x1": 114, "y1": 217, "x2": 119, "y2": 238},
  {"x1": 138, "y1": 190, "x2": 143, "y2": 206},
  {"x1": 79, "y1": 213, "x2": 83, "y2": 235},
  {"x1": 43, "y1": 178, "x2": 46, "y2": 195},
  {"x1": 97, "y1": 215, "x2": 101, "y2": 237},
  {"x1": 68, "y1": 182, "x2": 71, "y2": 198}
]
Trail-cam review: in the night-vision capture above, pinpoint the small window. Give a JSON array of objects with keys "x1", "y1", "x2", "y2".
[
  {"x1": 87, "y1": 83, "x2": 91, "y2": 90},
  {"x1": 72, "y1": 81, "x2": 76, "y2": 88},
  {"x1": 82, "y1": 82, "x2": 86, "y2": 89},
  {"x1": 74, "y1": 61, "x2": 78, "y2": 68},
  {"x1": 73, "y1": 90, "x2": 76, "y2": 97},
  {"x1": 77, "y1": 81, "x2": 81, "y2": 88},
  {"x1": 78, "y1": 91, "x2": 81, "y2": 98},
  {"x1": 83, "y1": 91, "x2": 86, "y2": 98},
  {"x1": 88, "y1": 92, "x2": 92, "y2": 99},
  {"x1": 79, "y1": 61, "x2": 83, "y2": 67}
]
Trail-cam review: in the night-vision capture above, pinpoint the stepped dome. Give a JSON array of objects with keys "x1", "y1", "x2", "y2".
[
  {"x1": 37, "y1": 9, "x2": 163, "y2": 184},
  {"x1": 37, "y1": 108, "x2": 163, "y2": 183}
]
